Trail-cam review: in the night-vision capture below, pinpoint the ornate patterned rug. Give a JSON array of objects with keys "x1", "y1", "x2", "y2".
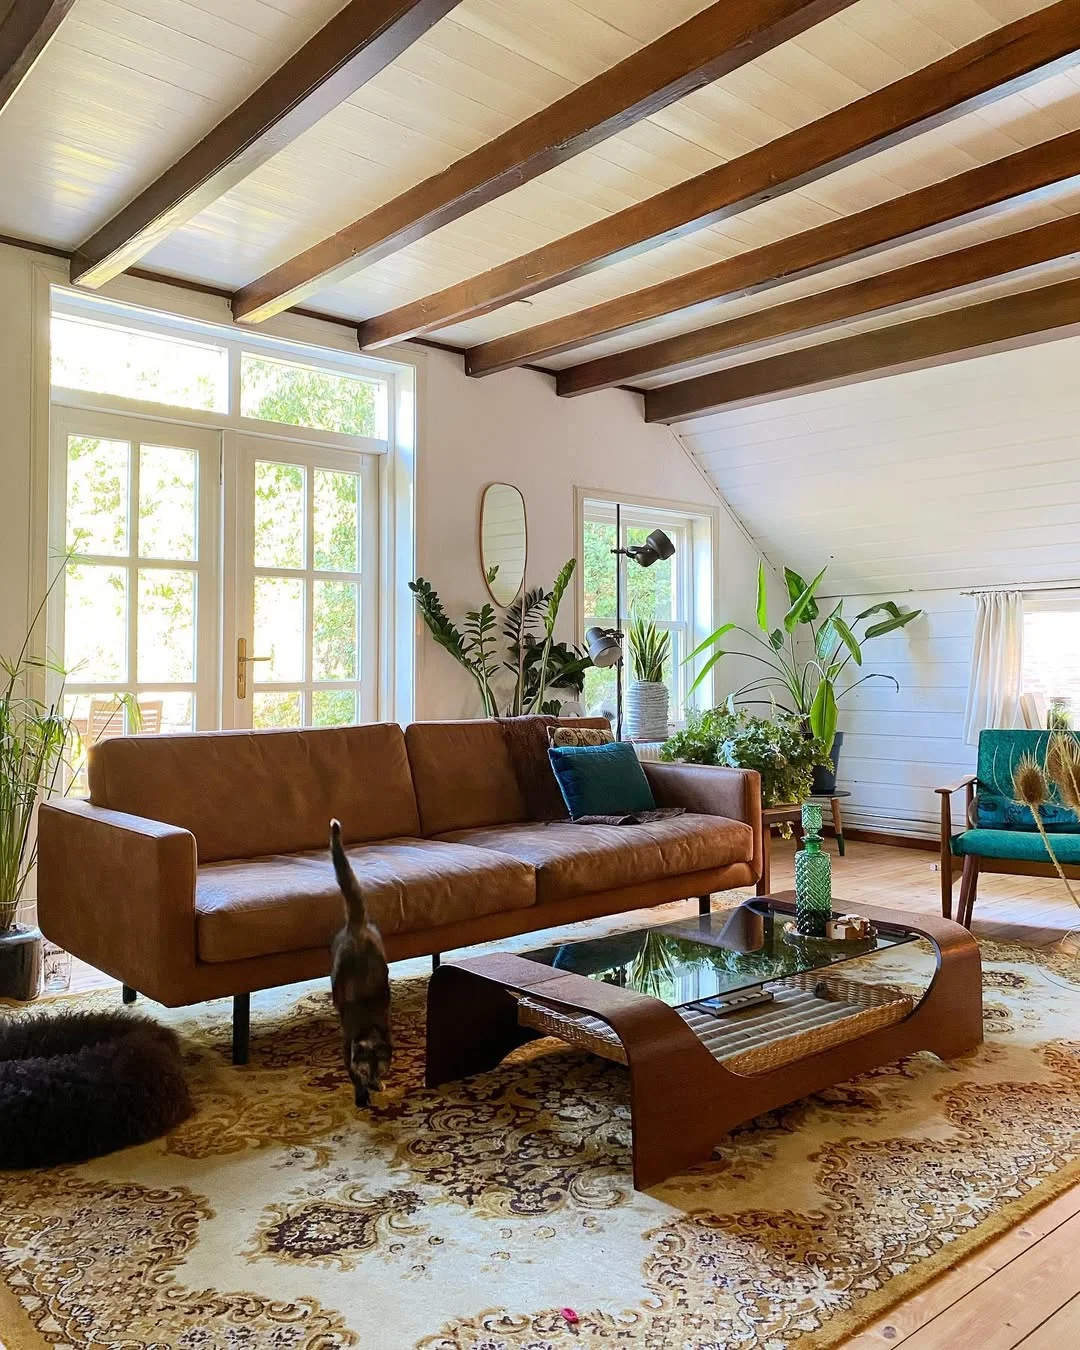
[{"x1": 3, "y1": 915, "x2": 1080, "y2": 1350}]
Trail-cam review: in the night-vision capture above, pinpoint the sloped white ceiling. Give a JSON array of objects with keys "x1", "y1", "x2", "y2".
[{"x1": 675, "y1": 333, "x2": 1080, "y2": 597}]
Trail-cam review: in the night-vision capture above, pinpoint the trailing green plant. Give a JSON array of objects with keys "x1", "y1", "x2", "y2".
[
  {"x1": 661, "y1": 705, "x2": 830, "y2": 807},
  {"x1": 1, "y1": 582, "x2": 77, "y2": 934},
  {"x1": 412, "y1": 559, "x2": 589, "y2": 718},
  {"x1": 627, "y1": 614, "x2": 670, "y2": 684},
  {"x1": 687, "y1": 562, "x2": 922, "y2": 748}
]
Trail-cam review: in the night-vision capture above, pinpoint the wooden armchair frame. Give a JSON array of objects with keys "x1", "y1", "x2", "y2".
[{"x1": 937, "y1": 772, "x2": 1080, "y2": 928}]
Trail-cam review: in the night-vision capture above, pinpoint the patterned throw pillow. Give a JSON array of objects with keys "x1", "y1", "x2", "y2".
[{"x1": 548, "y1": 725, "x2": 614, "y2": 749}]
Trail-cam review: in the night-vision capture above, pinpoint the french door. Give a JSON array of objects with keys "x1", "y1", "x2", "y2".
[
  {"x1": 225, "y1": 435, "x2": 379, "y2": 730},
  {"x1": 49, "y1": 411, "x2": 379, "y2": 744},
  {"x1": 49, "y1": 408, "x2": 221, "y2": 751}
]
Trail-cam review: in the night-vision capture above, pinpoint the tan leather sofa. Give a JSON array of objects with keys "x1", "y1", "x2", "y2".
[{"x1": 37, "y1": 719, "x2": 762, "y2": 1061}]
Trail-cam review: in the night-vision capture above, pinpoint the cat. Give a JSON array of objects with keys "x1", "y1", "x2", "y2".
[{"x1": 329, "y1": 819, "x2": 392, "y2": 1107}]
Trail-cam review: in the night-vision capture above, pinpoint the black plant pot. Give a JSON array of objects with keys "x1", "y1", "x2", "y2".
[
  {"x1": 812, "y1": 732, "x2": 844, "y2": 796},
  {"x1": 0, "y1": 925, "x2": 43, "y2": 1001}
]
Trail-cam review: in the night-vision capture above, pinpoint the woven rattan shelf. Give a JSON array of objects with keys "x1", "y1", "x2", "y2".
[{"x1": 517, "y1": 973, "x2": 913, "y2": 1076}]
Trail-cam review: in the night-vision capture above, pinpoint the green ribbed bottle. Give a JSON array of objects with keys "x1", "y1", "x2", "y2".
[{"x1": 794, "y1": 801, "x2": 832, "y2": 937}]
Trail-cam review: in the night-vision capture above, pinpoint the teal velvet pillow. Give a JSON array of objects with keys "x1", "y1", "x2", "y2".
[{"x1": 548, "y1": 742, "x2": 656, "y2": 819}]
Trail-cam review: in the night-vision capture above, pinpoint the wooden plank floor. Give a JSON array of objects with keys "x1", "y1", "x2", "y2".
[{"x1": 64, "y1": 838, "x2": 1080, "y2": 1348}]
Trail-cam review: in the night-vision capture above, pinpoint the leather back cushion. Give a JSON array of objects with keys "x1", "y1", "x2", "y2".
[
  {"x1": 406, "y1": 720, "x2": 528, "y2": 836},
  {"x1": 88, "y1": 724, "x2": 420, "y2": 862}
]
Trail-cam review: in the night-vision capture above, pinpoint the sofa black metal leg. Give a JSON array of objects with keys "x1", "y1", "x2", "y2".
[
  {"x1": 698, "y1": 895, "x2": 712, "y2": 916},
  {"x1": 232, "y1": 993, "x2": 250, "y2": 1065},
  {"x1": 122, "y1": 984, "x2": 137, "y2": 1004},
  {"x1": 431, "y1": 953, "x2": 441, "y2": 971}
]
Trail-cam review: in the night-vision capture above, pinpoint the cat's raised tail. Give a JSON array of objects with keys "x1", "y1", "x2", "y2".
[{"x1": 329, "y1": 819, "x2": 367, "y2": 928}]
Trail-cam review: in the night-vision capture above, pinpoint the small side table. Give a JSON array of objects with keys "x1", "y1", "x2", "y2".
[
  {"x1": 756, "y1": 794, "x2": 850, "y2": 896},
  {"x1": 810, "y1": 790, "x2": 851, "y2": 857}
]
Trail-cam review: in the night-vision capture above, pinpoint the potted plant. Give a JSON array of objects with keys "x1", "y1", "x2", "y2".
[
  {"x1": 661, "y1": 706, "x2": 830, "y2": 809},
  {"x1": 625, "y1": 615, "x2": 671, "y2": 741},
  {"x1": 1, "y1": 593, "x2": 77, "y2": 1001},
  {"x1": 410, "y1": 559, "x2": 590, "y2": 718},
  {"x1": 688, "y1": 563, "x2": 921, "y2": 793}
]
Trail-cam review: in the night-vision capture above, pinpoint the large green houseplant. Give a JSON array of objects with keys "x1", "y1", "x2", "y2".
[
  {"x1": 410, "y1": 559, "x2": 590, "y2": 717},
  {"x1": 1, "y1": 589, "x2": 77, "y2": 999},
  {"x1": 688, "y1": 562, "x2": 921, "y2": 756}
]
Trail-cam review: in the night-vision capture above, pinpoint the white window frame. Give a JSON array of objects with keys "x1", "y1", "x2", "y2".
[
  {"x1": 574, "y1": 488, "x2": 719, "y2": 723},
  {"x1": 1022, "y1": 588, "x2": 1080, "y2": 722},
  {"x1": 45, "y1": 288, "x2": 415, "y2": 727}
]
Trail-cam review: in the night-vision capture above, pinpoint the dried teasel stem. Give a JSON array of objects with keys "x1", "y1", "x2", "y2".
[{"x1": 1012, "y1": 751, "x2": 1080, "y2": 909}]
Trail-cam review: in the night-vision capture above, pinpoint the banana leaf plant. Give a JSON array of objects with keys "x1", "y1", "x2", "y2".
[{"x1": 686, "y1": 562, "x2": 921, "y2": 749}]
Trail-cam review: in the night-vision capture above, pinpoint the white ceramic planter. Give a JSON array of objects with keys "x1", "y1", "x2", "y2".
[{"x1": 625, "y1": 681, "x2": 669, "y2": 741}]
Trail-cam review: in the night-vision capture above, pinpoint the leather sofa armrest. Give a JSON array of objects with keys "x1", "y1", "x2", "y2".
[
  {"x1": 36, "y1": 799, "x2": 198, "y2": 1004},
  {"x1": 642, "y1": 762, "x2": 763, "y2": 881}
]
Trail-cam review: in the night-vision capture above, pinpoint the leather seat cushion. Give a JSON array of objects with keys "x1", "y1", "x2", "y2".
[
  {"x1": 196, "y1": 838, "x2": 535, "y2": 964},
  {"x1": 437, "y1": 814, "x2": 753, "y2": 904}
]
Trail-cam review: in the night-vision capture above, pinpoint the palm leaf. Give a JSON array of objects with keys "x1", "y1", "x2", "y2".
[{"x1": 755, "y1": 562, "x2": 769, "y2": 633}]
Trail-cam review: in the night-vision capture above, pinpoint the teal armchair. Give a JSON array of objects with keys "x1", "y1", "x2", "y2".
[{"x1": 938, "y1": 729, "x2": 1080, "y2": 928}]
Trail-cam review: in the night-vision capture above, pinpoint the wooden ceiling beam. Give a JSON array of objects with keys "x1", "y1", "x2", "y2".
[
  {"x1": 69, "y1": 0, "x2": 462, "y2": 290},
  {"x1": 231, "y1": 0, "x2": 859, "y2": 324},
  {"x1": 0, "y1": 0, "x2": 75, "y2": 113},
  {"x1": 643, "y1": 275, "x2": 1080, "y2": 423},
  {"x1": 555, "y1": 213, "x2": 1080, "y2": 396},
  {"x1": 472, "y1": 129, "x2": 1080, "y2": 381},
  {"x1": 358, "y1": 1, "x2": 1080, "y2": 351}
]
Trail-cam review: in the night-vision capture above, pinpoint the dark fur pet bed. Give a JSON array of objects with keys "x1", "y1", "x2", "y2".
[{"x1": 0, "y1": 1010, "x2": 193, "y2": 1167}]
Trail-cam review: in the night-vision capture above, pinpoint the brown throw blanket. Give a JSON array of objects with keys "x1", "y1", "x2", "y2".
[{"x1": 497, "y1": 716, "x2": 567, "y2": 821}]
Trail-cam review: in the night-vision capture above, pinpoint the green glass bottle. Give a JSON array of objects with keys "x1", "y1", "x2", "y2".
[{"x1": 795, "y1": 801, "x2": 832, "y2": 937}]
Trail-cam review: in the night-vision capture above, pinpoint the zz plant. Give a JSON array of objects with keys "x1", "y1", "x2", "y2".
[{"x1": 687, "y1": 562, "x2": 921, "y2": 749}]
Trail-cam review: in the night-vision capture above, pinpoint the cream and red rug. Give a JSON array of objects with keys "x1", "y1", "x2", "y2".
[{"x1": 2, "y1": 910, "x2": 1080, "y2": 1349}]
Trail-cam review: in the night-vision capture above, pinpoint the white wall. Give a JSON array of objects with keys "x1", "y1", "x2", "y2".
[
  {"x1": 677, "y1": 338, "x2": 1080, "y2": 837},
  {"x1": 0, "y1": 242, "x2": 767, "y2": 728},
  {"x1": 415, "y1": 348, "x2": 763, "y2": 718}
]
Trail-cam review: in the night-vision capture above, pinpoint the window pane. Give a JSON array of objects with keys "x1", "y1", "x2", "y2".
[
  {"x1": 254, "y1": 690, "x2": 302, "y2": 729},
  {"x1": 313, "y1": 581, "x2": 358, "y2": 681},
  {"x1": 625, "y1": 525, "x2": 674, "y2": 621},
  {"x1": 67, "y1": 436, "x2": 128, "y2": 555},
  {"x1": 313, "y1": 689, "x2": 358, "y2": 727},
  {"x1": 139, "y1": 446, "x2": 197, "y2": 561},
  {"x1": 241, "y1": 354, "x2": 384, "y2": 438},
  {"x1": 583, "y1": 519, "x2": 616, "y2": 619},
  {"x1": 1023, "y1": 611, "x2": 1080, "y2": 721},
  {"x1": 254, "y1": 461, "x2": 305, "y2": 569},
  {"x1": 314, "y1": 469, "x2": 360, "y2": 572},
  {"x1": 65, "y1": 564, "x2": 126, "y2": 681},
  {"x1": 138, "y1": 692, "x2": 193, "y2": 735},
  {"x1": 52, "y1": 314, "x2": 227, "y2": 411},
  {"x1": 138, "y1": 570, "x2": 195, "y2": 683},
  {"x1": 254, "y1": 576, "x2": 304, "y2": 681},
  {"x1": 583, "y1": 664, "x2": 617, "y2": 722}
]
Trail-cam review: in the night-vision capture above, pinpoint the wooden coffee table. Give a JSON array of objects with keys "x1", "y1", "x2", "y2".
[{"x1": 425, "y1": 896, "x2": 982, "y2": 1189}]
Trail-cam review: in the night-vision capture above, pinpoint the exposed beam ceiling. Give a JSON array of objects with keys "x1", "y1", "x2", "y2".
[
  {"x1": 357, "y1": 1, "x2": 1080, "y2": 351},
  {"x1": 232, "y1": 0, "x2": 858, "y2": 324},
  {"x1": 644, "y1": 275, "x2": 1080, "y2": 423},
  {"x1": 555, "y1": 214, "x2": 1080, "y2": 396},
  {"x1": 0, "y1": 0, "x2": 74, "y2": 113},
  {"x1": 471, "y1": 130, "x2": 1080, "y2": 381},
  {"x1": 69, "y1": 0, "x2": 462, "y2": 290}
]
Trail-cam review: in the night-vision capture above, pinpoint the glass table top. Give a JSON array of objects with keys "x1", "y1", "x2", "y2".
[{"x1": 518, "y1": 901, "x2": 919, "y2": 1011}]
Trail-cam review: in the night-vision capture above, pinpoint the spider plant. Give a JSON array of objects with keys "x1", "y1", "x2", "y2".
[
  {"x1": 627, "y1": 614, "x2": 670, "y2": 685},
  {"x1": 0, "y1": 583, "x2": 78, "y2": 934},
  {"x1": 687, "y1": 562, "x2": 922, "y2": 749}
]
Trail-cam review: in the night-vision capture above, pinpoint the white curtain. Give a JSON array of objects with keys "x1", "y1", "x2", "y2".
[{"x1": 963, "y1": 590, "x2": 1025, "y2": 745}]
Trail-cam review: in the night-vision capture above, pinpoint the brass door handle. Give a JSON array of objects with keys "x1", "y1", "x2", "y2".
[{"x1": 237, "y1": 637, "x2": 272, "y2": 699}]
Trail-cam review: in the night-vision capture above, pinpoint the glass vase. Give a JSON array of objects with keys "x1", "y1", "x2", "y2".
[{"x1": 795, "y1": 802, "x2": 832, "y2": 937}]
